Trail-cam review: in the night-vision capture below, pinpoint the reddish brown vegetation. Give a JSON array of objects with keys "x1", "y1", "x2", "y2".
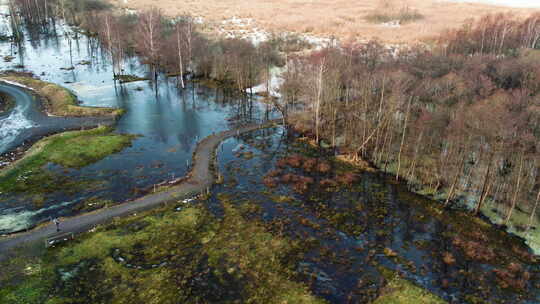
[
  {"x1": 452, "y1": 237, "x2": 495, "y2": 263},
  {"x1": 276, "y1": 159, "x2": 288, "y2": 168},
  {"x1": 302, "y1": 158, "x2": 317, "y2": 172},
  {"x1": 320, "y1": 179, "x2": 338, "y2": 188},
  {"x1": 493, "y1": 262, "x2": 531, "y2": 290},
  {"x1": 337, "y1": 172, "x2": 358, "y2": 186},
  {"x1": 511, "y1": 245, "x2": 535, "y2": 263},
  {"x1": 286, "y1": 154, "x2": 304, "y2": 168},
  {"x1": 442, "y1": 252, "x2": 456, "y2": 265},
  {"x1": 293, "y1": 176, "x2": 314, "y2": 194},
  {"x1": 266, "y1": 169, "x2": 282, "y2": 178},
  {"x1": 263, "y1": 176, "x2": 277, "y2": 188},
  {"x1": 316, "y1": 161, "x2": 331, "y2": 174}
]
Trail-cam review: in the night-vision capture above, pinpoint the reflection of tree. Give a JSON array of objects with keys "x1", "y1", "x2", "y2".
[{"x1": 176, "y1": 100, "x2": 199, "y2": 153}]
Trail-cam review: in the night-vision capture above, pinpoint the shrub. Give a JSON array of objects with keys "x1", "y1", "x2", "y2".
[
  {"x1": 302, "y1": 158, "x2": 317, "y2": 172},
  {"x1": 365, "y1": 6, "x2": 424, "y2": 25},
  {"x1": 316, "y1": 161, "x2": 331, "y2": 174}
]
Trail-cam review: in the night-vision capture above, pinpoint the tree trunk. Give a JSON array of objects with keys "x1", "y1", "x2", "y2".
[
  {"x1": 526, "y1": 190, "x2": 540, "y2": 232},
  {"x1": 505, "y1": 150, "x2": 524, "y2": 226},
  {"x1": 444, "y1": 151, "x2": 466, "y2": 207},
  {"x1": 396, "y1": 97, "x2": 412, "y2": 181},
  {"x1": 315, "y1": 58, "x2": 325, "y2": 145},
  {"x1": 176, "y1": 24, "x2": 185, "y2": 89},
  {"x1": 474, "y1": 153, "x2": 493, "y2": 215}
]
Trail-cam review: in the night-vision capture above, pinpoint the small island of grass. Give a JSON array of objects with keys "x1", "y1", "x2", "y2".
[
  {"x1": 0, "y1": 126, "x2": 136, "y2": 194},
  {"x1": 0, "y1": 75, "x2": 124, "y2": 117},
  {"x1": 374, "y1": 267, "x2": 446, "y2": 304}
]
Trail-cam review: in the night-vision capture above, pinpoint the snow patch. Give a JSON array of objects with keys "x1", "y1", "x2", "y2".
[
  {"x1": 0, "y1": 79, "x2": 34, "y2": 91},
  {"x1": 381, "y1": 20, "x2": 401, "y2": 28},
  {"x1": 247, "y1": 66, "x2": 284, "y2": 98}
]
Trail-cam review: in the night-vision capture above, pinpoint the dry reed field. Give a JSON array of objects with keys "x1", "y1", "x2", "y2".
[{"x1": 108, "y1": 0, "x2": 539, "y2": 43}]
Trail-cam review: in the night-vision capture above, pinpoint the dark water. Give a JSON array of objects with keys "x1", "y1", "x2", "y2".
[
  {"x1": 212, "y1": 127, "x2": 540, "y2": 304},
  {"x1": 0, "y1": 9, "x2": 275, "y2": 233}
]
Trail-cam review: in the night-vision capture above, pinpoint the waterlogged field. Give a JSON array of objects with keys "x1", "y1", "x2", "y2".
[
  {"x1": 2, "y1": 128, "x2": 538, "y2": 303},
  {"x1": 0, "y1": 8, "x2": 275, "y2": 233}
]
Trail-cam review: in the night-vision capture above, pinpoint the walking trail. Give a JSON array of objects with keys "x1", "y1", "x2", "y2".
[{"x1": 0, "y1": 120, "x2": 280, "y2": 261}]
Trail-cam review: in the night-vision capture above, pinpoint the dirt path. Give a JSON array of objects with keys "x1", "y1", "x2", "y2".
[{"x1": 0, "y1": 120, "x2": 280, "y2": 261}]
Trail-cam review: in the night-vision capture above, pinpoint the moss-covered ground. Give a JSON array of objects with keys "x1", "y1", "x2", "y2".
[
  {"x1": 0, "y1": 201, "x2": 326, "y2": 304},
  {"x1": 1, "y1": 75, "x2": 124, "y2": 117},
  {"x1": 0, "y1": 126, "x2": 135, "y2": 194},
  {"x1": 374, "y1": 267, "x2": 445, "y2": 304}
]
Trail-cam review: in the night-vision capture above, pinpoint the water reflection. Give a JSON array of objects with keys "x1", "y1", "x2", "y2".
[{"x1": 0, "y1": 11, "x2": 275, "y2": 233}]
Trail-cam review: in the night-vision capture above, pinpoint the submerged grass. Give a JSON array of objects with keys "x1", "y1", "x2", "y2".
[
  {"x1": 374, "y1": 268, "x2": 446, "y2": 304},
  {"x1": 0, "y1": 126, "x2": 135, "y2": 194},
  {"x1": 382, "y1": 155, "x2": 540, "y2": 257},
  {"x1": 1, "y1": 76, "x2": 124, "y2": 117}
]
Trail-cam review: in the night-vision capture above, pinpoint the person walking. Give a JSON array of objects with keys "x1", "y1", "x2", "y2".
[{"x1": 53, "y1": 218, "x2": 60, "y2": 232}]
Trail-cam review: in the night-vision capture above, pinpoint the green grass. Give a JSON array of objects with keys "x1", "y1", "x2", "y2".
[
  {"x1": 1, "y1": 76, "x2": 124, "y2": 117},
  {"x1": 374, "y1": 268, "x2": 446, "y2": 304},
  {"x1": 0, "y1": 126, "x2": 135, "y2": 194},
  {"x1": 0, "y1": 203, "x2": 325, "y2": 303}
]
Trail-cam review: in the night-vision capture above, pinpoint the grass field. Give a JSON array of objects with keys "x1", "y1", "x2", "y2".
[
  {"x1": 109, "y1": 0, "x2": 538, "y2": 43},
  {"x1": 0, "y1": 126, "x2": 135, "y2": 194}
]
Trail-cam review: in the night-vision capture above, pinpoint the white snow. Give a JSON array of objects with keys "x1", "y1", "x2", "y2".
[
  {"x1": 0, "y1": 79, "x2": 35, "y2": 91},
  {"x1": 382, "y1": 20, "x2": 401, "y2": 28},
  {"x1": 247, "y1": 66, "x2": 284, "y2": 98},
  {"x1": 216, "y1": 16, "x2": 338, "y2": 49}
]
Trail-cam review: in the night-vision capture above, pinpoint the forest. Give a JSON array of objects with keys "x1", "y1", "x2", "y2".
[
  {"x1": 281, "y1": 13, "x2": 540, "y2": 242},
  {"x1": 7, "y1": 0, "x2": 540, "y2": 248}
]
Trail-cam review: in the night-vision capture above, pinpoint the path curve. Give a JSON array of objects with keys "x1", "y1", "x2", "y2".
[
  {"x1": 0, "y1": 81, "x2": 118, "y2": 156},
  {"x1": 0, "y1": 120, "x2": 280, "y2": 261}
]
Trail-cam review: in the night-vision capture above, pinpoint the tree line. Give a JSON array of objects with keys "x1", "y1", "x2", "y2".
[
  {"x1": 9, "y1": 0, "x2": 283, "y2": 92},
  {"x1": 281, "y1": 14, "x2": 540, "y2": 232}
]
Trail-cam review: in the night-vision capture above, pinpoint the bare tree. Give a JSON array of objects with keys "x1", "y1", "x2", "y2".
[
  {"x1": 136, "y1": 7, "x2": 163, "y2": 81},
  {"x1": 175, "y1": 21, "x2": 185, "y2": 88}
]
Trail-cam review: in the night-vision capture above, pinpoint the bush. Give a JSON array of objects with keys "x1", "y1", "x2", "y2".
[{"x1": 365, "y1": 6, "x2": 424, "y2": 24}]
